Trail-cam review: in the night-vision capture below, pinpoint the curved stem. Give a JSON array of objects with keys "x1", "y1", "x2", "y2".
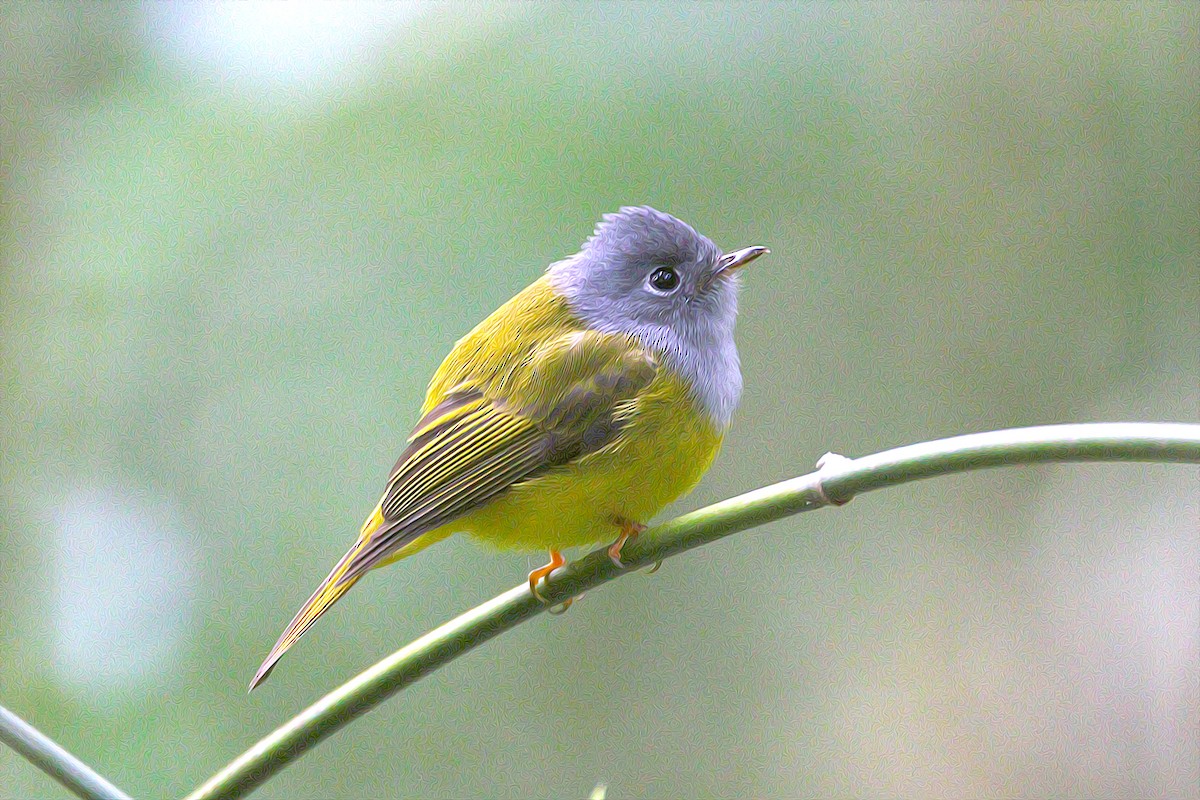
[
  {"x1": 185, "y1": 422, "x2": 1200, "y2": 800},
  {"x1": 0, "y1": 704, "x2": 133, "y2": 800}
]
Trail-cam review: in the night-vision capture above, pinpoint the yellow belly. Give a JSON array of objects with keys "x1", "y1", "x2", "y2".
[{"x1": 449, "y1": 370, "x2": 723, "y2": 550}]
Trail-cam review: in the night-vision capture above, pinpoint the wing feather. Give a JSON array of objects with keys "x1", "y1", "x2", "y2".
[
  {"x1": 382, "y1": 408, "x2": 524, "y2": 518},
  {"x1": 360, "y1": 330, "x2": 656, "y2": 568}
]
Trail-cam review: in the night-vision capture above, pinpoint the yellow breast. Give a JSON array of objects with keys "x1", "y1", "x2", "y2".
[
  {"x1": 458, "y1": 368, "x2": 724, "y2": 550},
  {"x1": 409, "y1": 276, "x2": 726, "y2": 551}
]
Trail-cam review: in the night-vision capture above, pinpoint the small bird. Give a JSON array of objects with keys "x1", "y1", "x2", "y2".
[{"x1": 249, "y1": 206, "x2": 767, "y2": 690}]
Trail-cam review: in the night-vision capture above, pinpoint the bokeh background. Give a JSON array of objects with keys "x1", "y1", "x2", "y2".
[{"x1": 2, "y1": 3, "x2": 1197, "y2": 798}]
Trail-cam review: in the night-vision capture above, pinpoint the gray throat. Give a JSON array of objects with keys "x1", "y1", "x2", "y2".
[{"x1": 622, "y1": 319, "x2": 743, "y2": 429}]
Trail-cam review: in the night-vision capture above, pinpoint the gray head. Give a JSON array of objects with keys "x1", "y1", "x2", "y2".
[{"x1": 547, "y1": 206, "x2": 768, "y2": 427}]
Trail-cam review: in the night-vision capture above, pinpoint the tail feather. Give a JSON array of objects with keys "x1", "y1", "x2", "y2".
[
  {"x1": 249, "y1": 505, "x2": 383, "y2": 691},
  {"x1": 249, "y1": 502, "x2": 457, "y2": 691},
  {"x1": 249, "y1": 558, "x2": 367, "y2": 690},
  {"x1": 248, "y1": 503, "x2": 453, "y2": 690}
]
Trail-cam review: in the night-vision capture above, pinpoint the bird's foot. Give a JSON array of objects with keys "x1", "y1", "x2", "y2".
[
  {"x1": 607, "y1": 520, "x2": 647, "y2": 570},
  {"x1": 528, "y1": 549, "x2": 566, "y2": 603},
  {"x1": 547, "y1": 597, "x2": 576, "y2": 614}
]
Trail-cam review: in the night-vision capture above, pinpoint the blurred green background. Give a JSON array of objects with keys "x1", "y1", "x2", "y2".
[{"x1": 2, "y1": 3, "x2": 1197, "y2": 798}]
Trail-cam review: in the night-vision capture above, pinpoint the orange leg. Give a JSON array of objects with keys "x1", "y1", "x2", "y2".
[
  {"x1": 608, "y1": 519, "x2": 647, "y2": 570},
  {"x1": 528, "y1": 549, "x2": 566, "y2": 603}
]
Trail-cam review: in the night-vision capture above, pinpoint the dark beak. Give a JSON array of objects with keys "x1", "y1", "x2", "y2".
[{"x1": 716, "y1": 245, "x2": 769, "y2": 277}]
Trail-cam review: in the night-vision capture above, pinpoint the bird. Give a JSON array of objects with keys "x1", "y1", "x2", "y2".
[{"x1": 249, "y1": 206, "x2": 767, "y2": 690}]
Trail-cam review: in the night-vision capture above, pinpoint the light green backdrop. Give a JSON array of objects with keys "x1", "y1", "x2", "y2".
[{"x1": 2, "y1": 3, "x2": 1197, "y2": 798}]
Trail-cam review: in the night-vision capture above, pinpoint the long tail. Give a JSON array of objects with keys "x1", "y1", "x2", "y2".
[{"x1": 248, "y1": 505, "x2": 442, "y2": 691}]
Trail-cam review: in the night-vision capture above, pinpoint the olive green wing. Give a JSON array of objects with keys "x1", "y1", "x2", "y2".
[
  {"x1": 356, "y1": 329, "x2": 658, "y2": 574},
  {"x1": 249, "y1": 330, "x2": 656, "y2": 689}
]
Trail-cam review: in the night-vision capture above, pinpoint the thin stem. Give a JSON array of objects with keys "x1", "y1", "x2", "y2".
[
  {"x1": 183, "y1": 422, "x2": 1200, "y2": 800},
  {"x1": 0, "y1": 704, "x2": 134, "y2": 800}
]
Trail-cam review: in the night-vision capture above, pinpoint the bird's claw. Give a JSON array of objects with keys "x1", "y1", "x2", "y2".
[
  {"x1": 528, "y1": 550, "x2": 566, "y2": 603},
  {"x1": 607, "y1": 520, "x2": 646, "y2": 570},
  {"x1": 548, "y1": 596, "x2": 577, "y2": 615},
  {"x1": 608, "y1": 545, "x2": 627, "y2": 570}
]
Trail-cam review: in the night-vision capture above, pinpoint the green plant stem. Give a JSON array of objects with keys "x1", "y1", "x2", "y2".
[
  {"x1": 0, "y1": 704, "x2": 133, "y2": 800},
  {"x1": 182, "y1": 422, "x2": 1200, "y2": 800}
]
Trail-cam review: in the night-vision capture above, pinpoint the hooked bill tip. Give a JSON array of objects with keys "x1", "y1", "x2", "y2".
[{"x1": 718, "y1": 245, "x2": 769, "y2": 274}]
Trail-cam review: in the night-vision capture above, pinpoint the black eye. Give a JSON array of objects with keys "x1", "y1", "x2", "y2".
[{"x1": 648, "y1": 267, "x2": 679, "y2": 293}]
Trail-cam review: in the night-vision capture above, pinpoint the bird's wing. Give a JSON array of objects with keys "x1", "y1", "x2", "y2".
[
  {"x1": 249, "y1": 329, "x2": 656, "y2": 689},
  {"x1": 370, "y1": 328, "x2": 658, "y2": 561}
]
